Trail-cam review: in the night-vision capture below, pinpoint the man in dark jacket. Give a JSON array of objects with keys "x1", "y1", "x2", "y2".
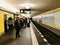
[{"x1": 14, "y1": 17, "x2": 21, "y2": 38}]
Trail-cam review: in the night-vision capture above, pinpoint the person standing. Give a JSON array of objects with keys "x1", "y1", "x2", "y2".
[
  {"x1": 24, "y1": 18, "x2": 27, "y2": 28},
  {"x1": 27, "y1": 19, "x2": 30, "y2": 27},
  {"x1": 14, "y1": 17, "x2": 21, "y2": 38},
  {"x1": 8, "y1": 17, "x2": 13, "y2": 32}
]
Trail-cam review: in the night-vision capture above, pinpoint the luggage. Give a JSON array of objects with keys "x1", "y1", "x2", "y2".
[{"x1": 27, "y1": 23, "x2": 30, "y2": 27}]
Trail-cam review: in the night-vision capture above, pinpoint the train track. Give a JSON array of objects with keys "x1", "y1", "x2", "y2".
[{"x1": 32, "y1": 20, "x2": 60, "y2": 45}]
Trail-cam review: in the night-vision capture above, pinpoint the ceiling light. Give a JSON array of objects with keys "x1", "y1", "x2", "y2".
[
  {"x1": 20, "y1": 9, "x2": 24, "y2": 13},
  {"x1": 20, "y1": 3, "x2": 34, "y2": 9}
]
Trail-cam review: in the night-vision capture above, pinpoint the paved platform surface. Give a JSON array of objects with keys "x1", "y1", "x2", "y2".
[{"x1": 0, "y1": 27, "x2": 32, "y2": 45}]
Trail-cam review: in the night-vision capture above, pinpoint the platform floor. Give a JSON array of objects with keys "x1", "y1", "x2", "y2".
[
  {"x1": 0, "y1": 23, "x2": 50, "y2": 45},
  {"x1": 0, "y1": 27, "x2": 32, "y2": 45}
]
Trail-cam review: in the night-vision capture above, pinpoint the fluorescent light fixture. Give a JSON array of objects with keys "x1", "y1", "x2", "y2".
[
  {"x1": 0, "y1": 0, "x2": 19, "y2": 13},
  {"x1": 20, "y1": 3, "x2": 34, "y2": 9}
]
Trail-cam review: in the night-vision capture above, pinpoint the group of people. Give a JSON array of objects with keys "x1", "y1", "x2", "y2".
[{"x1": 8, "y1": 17, "x2": 30, "y2": 38}]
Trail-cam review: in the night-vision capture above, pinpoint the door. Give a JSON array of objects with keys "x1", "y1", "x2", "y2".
[{"x1": 3, "y1": 13, "x2": 7, "y2": 32}]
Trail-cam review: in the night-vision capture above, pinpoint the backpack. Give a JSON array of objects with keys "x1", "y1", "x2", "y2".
[{"x1": 8, "y1": 20, "x2": 13, "y2": 25}]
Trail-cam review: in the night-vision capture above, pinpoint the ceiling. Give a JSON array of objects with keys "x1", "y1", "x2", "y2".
[{"x1": 4, "y1": 0, "x2": 60, "y2": 17}]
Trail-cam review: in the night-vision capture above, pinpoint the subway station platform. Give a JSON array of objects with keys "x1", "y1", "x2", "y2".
[
  {"x1": 0, "y1": 22, "x2": 60, "y2": 45},
  {"x1": 0, "y1": 0, "x2": 60, "y2": 45},
  {"x1": 0, "y1": 23, "x2": 39, "y2": 45}
]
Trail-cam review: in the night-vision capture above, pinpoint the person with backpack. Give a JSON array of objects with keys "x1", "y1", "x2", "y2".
[{"x1": 8, "y1": 17, "x2": 13, "y2": 32}]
